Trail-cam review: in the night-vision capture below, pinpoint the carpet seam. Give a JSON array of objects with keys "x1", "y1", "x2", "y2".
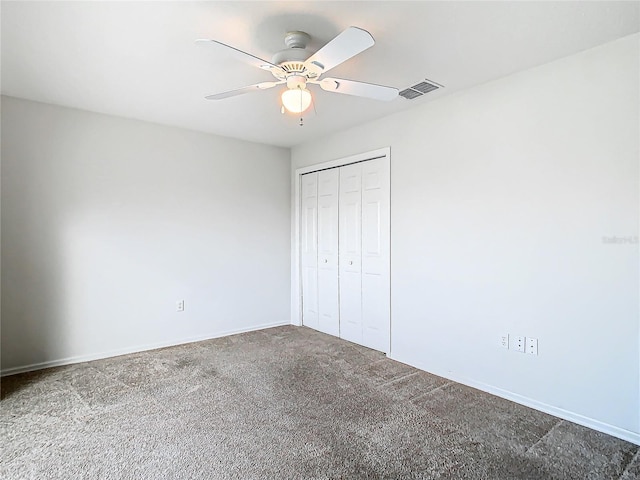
[
  {"x1": 526, "y1": 419, "x2": 563, "y2": 454},
  {"x1": 66, "y1": 383, "x2": 93, "y2": 413},
  {"x1": 409, "y1": 381, "x2": 455, "y2": 403},
  {"x1": 378, "y1": 371, "x2": 420, "y2": 387}
]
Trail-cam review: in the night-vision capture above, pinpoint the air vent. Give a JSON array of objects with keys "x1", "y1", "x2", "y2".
[
  {"x1": 399, "y1": 88, "x2": 423, "y2": 100},
  {"x1": 399, "y1": 78, "x2": 442, "y2": 100}
]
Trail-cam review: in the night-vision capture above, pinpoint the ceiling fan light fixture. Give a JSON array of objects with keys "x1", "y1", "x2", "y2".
[{"x1": 281, "y1": 87, "x2": 312, "y2": 114}]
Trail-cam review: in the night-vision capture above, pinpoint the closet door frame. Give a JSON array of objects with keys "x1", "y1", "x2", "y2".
[{"x1": 292, "y1": 147, "x2": 391, "y2": 353}]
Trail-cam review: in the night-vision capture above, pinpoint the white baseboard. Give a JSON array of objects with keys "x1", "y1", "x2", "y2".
[
  {"x1": 0, "y1": 321, "x2": 290, "y2": 377},
  {"x1": 388, "y1": 352, "x2": 640, "y2": 446}
]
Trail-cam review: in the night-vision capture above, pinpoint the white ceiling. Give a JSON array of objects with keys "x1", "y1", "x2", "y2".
[{"x1": 2, "y1": 1, "x2": 638, "y2": 148}]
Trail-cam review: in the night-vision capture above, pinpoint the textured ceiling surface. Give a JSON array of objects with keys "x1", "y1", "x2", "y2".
[{"x1": 2, "y1": 1, "x2": 639, "y2": 147}]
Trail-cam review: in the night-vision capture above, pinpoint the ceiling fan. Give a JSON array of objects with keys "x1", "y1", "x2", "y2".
[{"x1": 197, "y1": 27, "x2": 398, "y2": 116}]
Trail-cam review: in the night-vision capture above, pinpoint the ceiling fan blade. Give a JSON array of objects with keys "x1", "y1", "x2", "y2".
[
  {"x1": 205, "y1": 81, "x2": 282, "y2": 100},
  {"x1": 196, "y1": 39, "x2": 283, "y2": 73},
  {"x1": 304, "y1": 27, "x2": 375, "y2": 74},
  {"x1": 316, "y1": 78, "x2": 398, "y2": 101}
]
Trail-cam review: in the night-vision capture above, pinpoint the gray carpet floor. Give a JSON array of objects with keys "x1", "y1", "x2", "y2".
[{"x1": 1, "y1": 325, "x2": 638, "y2": 479}]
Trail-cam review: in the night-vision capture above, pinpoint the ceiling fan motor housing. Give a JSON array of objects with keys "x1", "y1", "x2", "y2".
[
  {"x1": 284, "y1": 31, "x2": 310, "y2": 49},
  {"x1": 271, "y1": 48, "x2": 309, "y2": 65}
]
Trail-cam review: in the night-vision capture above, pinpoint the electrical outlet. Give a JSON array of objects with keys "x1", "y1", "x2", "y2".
[
  {"x1": 514, "y1": 335, "x2": 525, "y2": 353},
  {"x1": 500, "y1": 334, "x2": 509, "y2": 349},
  {"x1": 527, "y1": 337, "x2": 538, "y2": 355},
  {"x1": 176, "y1": 300, "x2": 185, "y2": 312}
]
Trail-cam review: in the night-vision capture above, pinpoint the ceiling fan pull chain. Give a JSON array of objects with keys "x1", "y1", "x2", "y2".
[{"x1": 299, "y1": 86, "x2": 304, "y2": 126}]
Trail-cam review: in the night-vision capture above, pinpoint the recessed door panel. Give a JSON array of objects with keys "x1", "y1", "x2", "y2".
[
  {"x1": 363, "y1": 170, "x2": 381, "y2": 190},
  {"x1": 363, "y1": 200, "x2": 381, "y2": 256},
  {"x1": 302, "y1": 265, "x2": 318, "y2": 327},
  {"x1": 343, "y1": 202, "x2": 360, "y2": 255},
  {"x1": 362, "y1": 272, "x2": 386, "y2": 352},
  {"x1": 338, "y1": 269, "x2": 361, "y2": 342}
]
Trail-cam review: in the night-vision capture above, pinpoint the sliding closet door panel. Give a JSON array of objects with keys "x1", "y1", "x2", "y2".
[
  {"x1": 317, "y1": 169, "x2": 340, "y2": 336},
  {"x1": 361, "y1": 158, "x2": 390, "y2": 353},
  {"x1": 301, "y1": 173, "x2": 319, "y2": 330},
  {"x1": 339, "y1": 163, "x2": 363, "y2": 345}
]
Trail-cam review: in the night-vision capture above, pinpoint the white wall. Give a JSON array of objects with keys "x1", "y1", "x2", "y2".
[
  {"x1": 292, "y1": 34, "x2": 640, "y2": 442},
  {"x1": 1, "y1": 96, "x2": 291, "y2": 373}
]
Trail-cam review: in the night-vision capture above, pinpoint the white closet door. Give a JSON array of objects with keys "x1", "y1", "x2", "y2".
[
  {"x1": 361, "y1": 158, "x2": 390, "y2": 353},
  {"x1": 301, "y1": 173, "x2": 319, "y2": 330},
  {"x1": 317, "y1": 169, "x2": 340, "y2": 336},
  {"x1": 338, "y1": 163, "x2": 363, "y2": 345}
]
